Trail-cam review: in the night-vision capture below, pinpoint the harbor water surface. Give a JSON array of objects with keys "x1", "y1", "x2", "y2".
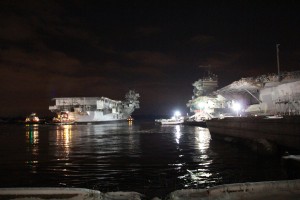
[{"x1": 0, "y1": 120, "x2": 298, "y2": 198}]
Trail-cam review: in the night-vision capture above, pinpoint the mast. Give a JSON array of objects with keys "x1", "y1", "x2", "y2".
[{"x1": 276, "y1": 44, "x2": 280, "y2": 81}]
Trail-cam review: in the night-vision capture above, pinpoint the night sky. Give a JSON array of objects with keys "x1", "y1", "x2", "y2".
[{"x1": 0, "y1": 0, "x2": 300, "y2": 117}]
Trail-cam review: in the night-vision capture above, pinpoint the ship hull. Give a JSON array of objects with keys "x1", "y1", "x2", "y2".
[
  {"x1": 49, "y1": 91, "x2": 140, "y2": 123},
  {"x1": 69, "y1": 111, "x2": 129, "y2": 122},
  {"x1": 68, "y1": 111, "x2": 130, "y2": 123}
]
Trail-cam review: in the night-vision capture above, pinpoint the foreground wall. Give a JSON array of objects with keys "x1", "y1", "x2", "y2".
[
  {"x1": 169, "y1": 179, "x2": 300, "y2": 200},
  {"x1": 1, "y1": 179, "x2": 300, "y2": 200}
]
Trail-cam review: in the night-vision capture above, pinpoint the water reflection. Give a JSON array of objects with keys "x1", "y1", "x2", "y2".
[
  {"x1": 25, "y1": 124, "x2": 39, "y2": 145},
  {"x1": 194, "y1": 127, "x2": 211, "y2": 153},
  {"x1": 0, "y1": 121, "x2": 292, "y2": 198},
  {"x1": 179, "y1": 127, "x2": 213, "y2": 187},
  {"x1": 54, "y1": 125, "x2": 73, "y2": 158},
  {"x1": 23, "y1": 124, "x2": 214, "y2": 188},
  {"x1": 25, "y1": 124, "x2": 39, "y2": 173},
  {"x1": 127, "y1": 121, "x2": 136, "y2": 152},
  {"x1": 175, "y1": 125, "x2": 181, "y2": 144}
]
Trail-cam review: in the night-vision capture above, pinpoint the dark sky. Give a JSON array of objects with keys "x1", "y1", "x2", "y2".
[{"x1": 0, "y1": 0, "x2": 300, "y2": 117}]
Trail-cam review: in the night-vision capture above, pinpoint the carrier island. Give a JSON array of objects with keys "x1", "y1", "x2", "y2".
[{"x1": 49, "y1": 90, "x2": 139, "y2": 123}]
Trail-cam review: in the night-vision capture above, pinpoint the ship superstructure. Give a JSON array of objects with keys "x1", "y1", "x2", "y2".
[
  {"x1": 186, "y1": 71, "x2": 222, "y2": 120},
  {"x1": 219, "y1": 71, "x2": 300, "y2": 116},
  {"x1": 49, "y1": 90, "x2": 140, "y2": 123},
  {"x1": 187, "y1": 71, "x2": 300, "y2": 119}
]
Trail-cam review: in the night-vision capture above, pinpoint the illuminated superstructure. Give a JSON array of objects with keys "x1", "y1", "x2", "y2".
[
  {"x1": 219, "y1": 71, "x2": 300, "y2": 116},
  {"x1": 25, "y1": 113, "x2": 40, "y2": 124},
  {"x1": 49, "y1": 90, "x2": 140, "y2": 123},
  {"x1": 186, "y1": 71, "x2": 224, "y2": 120},
  {"x1": 187, "y1": 71, "x2": 300, "y2": 119}
]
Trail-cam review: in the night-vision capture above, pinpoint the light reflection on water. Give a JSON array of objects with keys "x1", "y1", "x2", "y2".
[
  {"x1": 25, "y1": 124, "x2": 39, "y2": 145},
  {"x1": 177, "y1": 127, "x2": 214, "y2": 187},
  {"x1": 0, "y1": 121, "x2": 295, "y2": 197},
  {"x1": 175, "y1": 125, "x2": 181, "y2": 144},
  {"x1": 54, "y1": 125, "x2": 72, "y2": 158},
  {"x1": 25, "y1": 124, "x2": 39, "y2": 174},
  {"x1": 195, "y1": 127, "x2": 211, "y2": 153}
]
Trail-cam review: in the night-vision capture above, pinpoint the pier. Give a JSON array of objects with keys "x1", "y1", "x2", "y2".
[
  {"x1": 206, "y1": 116, "x2": 300, "y2": 153},
  {"x1": 1, "y1": 179, "x2": 300, "y2": 199}
]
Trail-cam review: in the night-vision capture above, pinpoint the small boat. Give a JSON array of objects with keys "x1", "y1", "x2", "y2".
[
  {"x1": 127, "y1": 116, "x2": 134, "y2": 121},
  {"x1": 159, "y1": 118, "x2": 184, "y2": 125},
  {"x1": 265, "y1": 115, "x2": 283, "y2": 119},
  {"x1": 25, "y1": 113, "x2": 40, "y2": 124},
  {"x1": 48, "y1": 111, "x2": 75, "y2": 125},
  {"x1": 155, "y1": 111, "x2": 184, "y2": 125}
]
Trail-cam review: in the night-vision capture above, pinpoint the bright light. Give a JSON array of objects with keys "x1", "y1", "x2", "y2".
[
  {"x1": 232, "y1": 102, "x2": 241, "y2": 111},
  {"x1": 198, "y1": 102, "x2": 206, "y2": 109},
  {"x1": 174, "y1": 110, "x2": 181, "y2": 117}
]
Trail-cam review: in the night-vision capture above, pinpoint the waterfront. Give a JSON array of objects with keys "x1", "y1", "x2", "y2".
[{"x1": 0, "y1": 120, "x2": 298, "y2": 198}]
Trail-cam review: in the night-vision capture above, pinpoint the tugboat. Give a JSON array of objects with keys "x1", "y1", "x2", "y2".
[
  {"x1": 127, "y1": 116, "x2": 134, "y2": 122},
  {"x1": 25, "y1": 113, "x2": 40, "y2": 124},
  {"x1": 48, "y1": 111, "x2": 75, "y2": 125},
  {"x1": 158, "y1": 117, "x2": 184, "y2": 125},
  {"x1": 155, "y1": 111, "x2": 184, "y2": 125}
]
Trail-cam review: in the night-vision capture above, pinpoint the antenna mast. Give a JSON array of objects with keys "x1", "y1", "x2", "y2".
[{"x1": 276, "y1": 44, "x2": 280, "y2": 81}]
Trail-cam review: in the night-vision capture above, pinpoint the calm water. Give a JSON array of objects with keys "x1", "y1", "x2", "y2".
[{"x1": 0, "y1": 120, "x2": 297, "y2": 198}]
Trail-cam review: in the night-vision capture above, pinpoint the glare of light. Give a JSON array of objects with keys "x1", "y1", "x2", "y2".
[
  {"x1": 197, "y1": 102, "x2": 206, "y2": 109},
  {"x1": 232, "y1": 102, "x2": 241, "y2": 111},
  {"x1": 174, "y1": 110, "x2": 181, "y2": 117}
]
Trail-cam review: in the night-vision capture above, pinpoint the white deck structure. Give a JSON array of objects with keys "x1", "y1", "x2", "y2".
[
  {"x1": 49, "y1": 90, "x2": 140, "y2": 122},
  {"x1": 188, "y1": 71, "x2": 300, "y2": 118}
]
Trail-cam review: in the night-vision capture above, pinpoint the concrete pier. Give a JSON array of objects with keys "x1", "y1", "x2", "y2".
[
  {"x1": 183, "y1": 120, "x2": 207, "y2": 127},
  {"x1": 169, "y1": 179, "x2": 300, "y2": 200},
  {"x1": 0, "y1": 188, "x2": 102, "y2": 200},
  {"x1": 0, "y1": 188, "x2": 144, "y2": 200},
  {"x1": 206, "y1": 116, "x2": 300, "y2": 152},
  {"x1": 1, "y1": 179, "x2": 300, "y2": 199}
]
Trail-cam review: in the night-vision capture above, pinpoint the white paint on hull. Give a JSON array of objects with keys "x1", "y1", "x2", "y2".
[{"x1": 68, "y1": 111, "x2": 129, "y2": 122}]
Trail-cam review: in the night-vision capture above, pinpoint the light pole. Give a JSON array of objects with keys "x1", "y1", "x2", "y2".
[{"x1": 276, "y1": 44, "x2": 280, "y2": 81}]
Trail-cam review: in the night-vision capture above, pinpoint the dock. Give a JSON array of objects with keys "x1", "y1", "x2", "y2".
[
  {"x1": 183, "y1": 120, "x2": 207, "y2": 127},
  {"x1": 206, "y1": 116, "x2": 300, "y2": 153}
]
